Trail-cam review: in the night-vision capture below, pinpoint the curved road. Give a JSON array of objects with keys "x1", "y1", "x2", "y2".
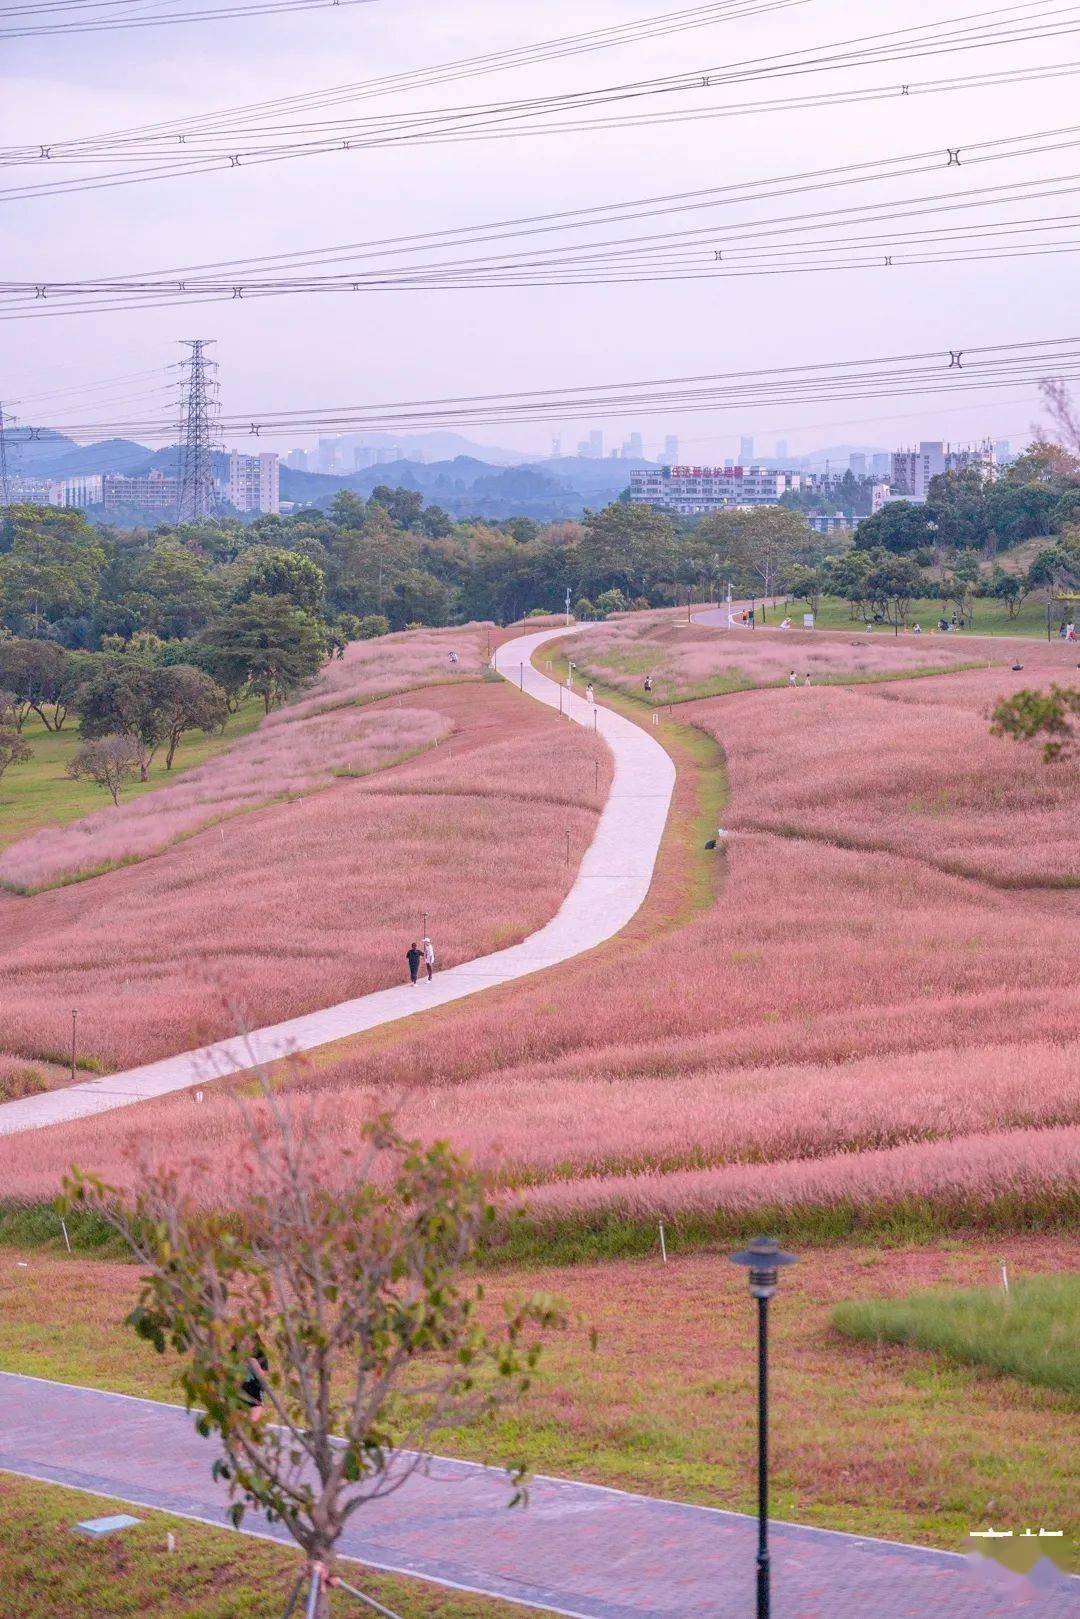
[{"x1": 0, "y1": 626, "x2": 675, "y2": 1136}]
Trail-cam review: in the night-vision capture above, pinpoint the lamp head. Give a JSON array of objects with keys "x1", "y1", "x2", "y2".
[{"x1": 729, "y1": 1235, "x2": 798, "y2": 1299}]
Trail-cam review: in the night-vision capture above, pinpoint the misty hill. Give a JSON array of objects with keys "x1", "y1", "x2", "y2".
[{"x1": 281, "y1": 454, "x2": 637, "y2": 519}]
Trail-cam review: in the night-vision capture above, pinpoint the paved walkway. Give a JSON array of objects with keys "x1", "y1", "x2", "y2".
[
  {"x1": 0, "y1": 626, "x2": 675, "y2": 1137},
  {"x1": 0, "y1": 1373, "x2": 1073, "y2": 1618}
]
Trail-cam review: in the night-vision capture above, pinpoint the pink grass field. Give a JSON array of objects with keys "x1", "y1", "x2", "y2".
[
  {"x1": 562, "y1": 618, "x2": 983, "y2": 702},
  {"x1": 0, "y1": 705, "x2": 451, "y2": 891},
  {"x1": 697, "y1": 659, "x2": 1080, "y2": 887},
  {"x1": 0, "y1": 680, "x2": 609, "y2": 1075},
  {"x1": 0, "y1": 625, "x2": 1076, "y2": 1235}
]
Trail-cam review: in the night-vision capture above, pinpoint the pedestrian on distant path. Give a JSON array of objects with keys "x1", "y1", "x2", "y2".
[
  {"x1": 406, "y1": 942, "x2": 422, "y2": 984},
  {"x1": 804, "y1": 672, "x2": 812, "y2": 686},
  {"x1": 586, "y1": 683, "x2": 595, "y2": 704},
  {"x1": 643, "y1": 674, "x2": 653, "y2": 693},
  {"x1": 449, "y1": 650, "x2": 459, "y2": 664},
  {"x1": 422, "y1": 935, "x2": 435, "y2": 981},
  {"x1": 788, "y1": 670, "x2": 798, "y2": 686}
]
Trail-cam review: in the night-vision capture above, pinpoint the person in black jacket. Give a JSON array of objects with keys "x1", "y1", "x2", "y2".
[{"x1": 406, "y1": 942, "x2": 422, "y2": 984}]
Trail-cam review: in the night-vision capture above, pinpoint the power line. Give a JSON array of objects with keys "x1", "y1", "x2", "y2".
[
  {"x1": 6, "y1": 124, "x2": 1080, "y2": 315},
  {"x1": 0, "y1": 0, "x2": 379, "y2": 39},
  {"x1": 26, "y1": 335, "x2": 1080, "y2": 442},
  {"x1": 2, "y1": 1, "x2": 1076, "y2": 197}
]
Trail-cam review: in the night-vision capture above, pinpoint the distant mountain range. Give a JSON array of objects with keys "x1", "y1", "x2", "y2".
[{"x1": 7, "y1": 428, "x2": 892, "y2": 522}]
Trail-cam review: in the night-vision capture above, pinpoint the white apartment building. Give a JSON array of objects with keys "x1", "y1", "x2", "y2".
[
  {"x1": 228, "y1": 451, "x2": 280, "y2": 515},
  {"x1": 889, "y1": 440, "x2": 997, "y2": 503},
  {"x1": 630, "y1": 463, "x2": 801, "y2": 514},
  {"x1": 47, "y1": 473, "x2": 103, "y2": 509}
]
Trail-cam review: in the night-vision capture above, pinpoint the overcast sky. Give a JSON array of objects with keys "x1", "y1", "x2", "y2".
[{"x1": 2, "y1": 0, "x2": 1076, "y2": 459}]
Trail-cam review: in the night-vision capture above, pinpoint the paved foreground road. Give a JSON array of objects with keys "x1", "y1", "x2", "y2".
[
  {"x1": 0, "y1": 1374, "x2": 1073, "y2": 1618},
  {"x1": 0, "y1": 625, "x2": 675, "y2": 1136}
]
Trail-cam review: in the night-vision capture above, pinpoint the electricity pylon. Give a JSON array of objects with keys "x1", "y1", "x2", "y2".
[{"x1": 175, "y1": 338, "x2": 219, "y2": 522}]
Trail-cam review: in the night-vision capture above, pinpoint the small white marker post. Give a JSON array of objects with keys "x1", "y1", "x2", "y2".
[
  {"x1": 60, "y1": 1218, "x2": 71, "y2": 1254},
  {"x1": 1001, "y1": 1263, "x2": 1010, "y2": 1295},
  {"x1": 659, "y1": 1222, "x2": 668, "y2": 1264},
  {"x1": 195, "y1": 1089, "x2": 204, "y2": 1104}
]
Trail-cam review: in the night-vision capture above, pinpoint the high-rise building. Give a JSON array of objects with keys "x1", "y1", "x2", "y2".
[
  {"x1": 285, "y1": 448, "x2": 309, "y2": 472},
  {"x1": 739, "y1": 435, "x2": 754, "y2": 464},
  {"x1": 848, "y1": 452, "x2": 867, "y2": 476},
  {"x1": 48, "y1": 473, "x2": 103, "y2": 509},
  {"x1": 662, "y1": 434, "x2": 679, "y2": 465},
  {"x1": 890, "y1": 439, "x2": 997, "y2": 503},
  {"x1": 630, "y1": 464, "x2": 802, "y2": 513},
  {"x1": 870, "y1": 452, "x2": 891, "y2": 477},
  {"x1": 551, "y1": 435, "x2": 562, "y2": 458},
  {"x1": 589, "y1": 429, "x2": 603, "y2": 459},
  {"x1": 775, "y1": 439, "x2": 789, "y2": 460},
  {"x1": 995, "y1": 439, "x2": 1012, "y2": 464},
  {"x1": 228, "y1": 451, "x2": 280, "y2": 515},
  {"x1": 352, "y1": 446, "x2": 375, "y2": 470},
  {"x1": 103, "y1": 470, "x2": 180, "y2": 513},
  {"x1": 622, "y1": 431, "x2": 644, "y2": 460}
]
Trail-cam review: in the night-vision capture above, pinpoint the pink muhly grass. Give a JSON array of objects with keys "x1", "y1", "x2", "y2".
[
  {"x1": 0, "y1": 705, "x2": 451, "y2": 890},
  {"x1": 0, "y1": 688, "x2": 610, "y2": 1074},
  {"x1": 515, "y1": 1124, "x2": 1080, "y2": 1225},
  {"x1": 695, "y1": 674, "x2": 1080, "y2": 886}
]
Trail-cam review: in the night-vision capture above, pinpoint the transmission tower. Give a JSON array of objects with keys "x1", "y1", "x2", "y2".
[
  {"x1": 0, "y1": 401, "x2": 10, "y2": 507},
  {"x1": 175, "y1": 338, "x2": 219, "y2": 522}
]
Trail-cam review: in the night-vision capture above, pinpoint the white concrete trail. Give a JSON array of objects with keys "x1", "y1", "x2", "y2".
[{"x1": 0, "y1": 626, "x2": 675, "y2": 1136}]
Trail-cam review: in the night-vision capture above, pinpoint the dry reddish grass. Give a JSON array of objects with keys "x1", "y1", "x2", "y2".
[
  {"x1": 0, "y1": 1240, "x2": 1075, "y2": 1554},
  {"x1": 0, "y1": 683, "x2": 608, "y2": 1075}
]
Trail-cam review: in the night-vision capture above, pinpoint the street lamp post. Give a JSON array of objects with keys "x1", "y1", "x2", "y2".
[{"x1": 729, "y1": 1236, "x2": 798, "y2": 1619}]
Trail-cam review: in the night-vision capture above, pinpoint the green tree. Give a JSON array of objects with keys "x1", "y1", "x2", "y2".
[
  {"x1": 697, "y1": 507, "x2": 805, "y2": 598},
  {"x1": 786, "y1": 564, "x2": 825, "y2": 617},
  {"x1": 74, "y1": 661, "x2": 169, "y2": 780},
  {"x1": 66, "y1": 732, "x2": 142, "y2": 804},
  {"x1": 0, "y1": 638, "x2": 89, "y2": 731},
  {"x1": 200, "y1": 594, "x2": 326, "y2": 712},
  {"x1": 152, "y1": 665, "x2": 230, "y2": 768},
  {"x1": 370, "y1": 485, "x2": 424, "y2": 529},
  {"x1": 358, "y1": 613, "x2": 390, "y2": 639},
  {"x1": 988, "y1": 566, "x2": 1028, "y2": 619},
  {"x1": 864, "y1": 550, "x2": 926, "y2": 628},
  {"x1": 0, "y1": 693, "x2": 32, "y2": 779},
  {"x1": 853, "y1": 501, "x2": 937, "y2": 556},
  {"x1": 135, "y1": 545, "x2": 219, "y2": 638},
  {"x1": 388, "y1": 568, "x2": 449, "y2": 629},
  {"x1": 63, "y1": 1095, "x2": 564, "y2": 1619},
  {"x1": 926, "y1": 468, "x2": 989, "y2": 550},
  {"x1": 577, "y1": 503, "x2": 675, "y2": 598},
  {"x1": 984, "y1": 482, "x2": 1058, "y2": 550},
  {"x1": 0, "y1": 506, "x2": 106, "y2": 632},
  {"x1": 239, "y1": 548, "x2": 326, "y2": 616},
  {"x1": 992, "y1": 685, "x2": 1080, "y2": 762},
  {"x1": 823, "y1": 550, "x2": 874, "y2": 619}
]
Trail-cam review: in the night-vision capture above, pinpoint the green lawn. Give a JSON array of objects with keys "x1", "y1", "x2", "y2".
[
  {"x1": 0, "y1": 700, "x2": 264, "y2": 854},
  {"x1": 833, "y1": 1273, "x2": 1080, "y2": 1397},
  {"x1": 775, "y1": 593, "x2": 1063, "y2": 640},
  {"x1": 0, "y1": 1473, "x2": 551, "y2": 1619}
]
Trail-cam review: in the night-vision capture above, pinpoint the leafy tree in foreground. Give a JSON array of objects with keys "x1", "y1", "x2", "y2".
[
  {"x1": 63, "y1": 1090, "x2": 565, "y2": 1619},
  {"x1": 66, "y1": 733, "x2": 142, "y2": 804},
  {"x1": 200, "y1": 594, "x2": 326, "y2": 712},
  {"x1": 992, "y1": 685, "x2": 1080, "y2": 762},
  {"x1": 74, "y1": 661, "x2": 168, "y2": 780}
]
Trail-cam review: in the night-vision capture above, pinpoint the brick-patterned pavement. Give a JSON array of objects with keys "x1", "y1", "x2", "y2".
[{"x1": 0, "y1": 1373, "x2": 1074, "y2": 1617}]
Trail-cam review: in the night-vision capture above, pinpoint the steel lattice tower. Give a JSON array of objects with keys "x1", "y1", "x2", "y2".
[
  {"x1": 175, "y1": 338, "x2": 219, "y2": 522},
  {"x1": 0, "y1": 401, "x2": 11, "y2": 507}
]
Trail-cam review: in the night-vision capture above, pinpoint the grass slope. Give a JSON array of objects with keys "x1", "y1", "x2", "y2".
[{"x1": 833, "y1": 1273, "x2": 1080, "y2": 1396}]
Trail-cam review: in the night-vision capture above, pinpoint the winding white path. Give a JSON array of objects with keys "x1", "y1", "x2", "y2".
[{"x1": 0, "y1": 626, "x2": 675, "y2": 1136}]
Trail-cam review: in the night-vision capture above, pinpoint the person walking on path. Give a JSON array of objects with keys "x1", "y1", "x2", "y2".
[
  {"x1": 788, "y1": 670, "x2": 798, "y2": 687},
  {"x1": 586, "y1": 683, "x2": 595, "y2": 704},
  {"x1": 406, "y1": 942, "x2": 422, "y2": 985},
  {"x1": 422, "y1": 935, "x2": 435, "y2": 982},
  {"x1": 804, "y1": 672, "x2": 812, "y2": 686}
]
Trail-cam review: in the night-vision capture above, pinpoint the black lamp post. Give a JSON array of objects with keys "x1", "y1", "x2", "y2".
[{"x1": 729, "y1": 1236, "x2": 798, "y2": 1619}]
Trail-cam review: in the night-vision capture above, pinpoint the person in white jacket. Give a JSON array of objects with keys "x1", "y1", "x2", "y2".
[{"x1": 422, "y1": 936, "x2": 435, "y2": 982}]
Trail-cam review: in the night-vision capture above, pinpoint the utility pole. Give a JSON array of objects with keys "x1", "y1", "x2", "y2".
[{"x1": 176, "y1": 339, "x2": 219, "y2": 523}]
